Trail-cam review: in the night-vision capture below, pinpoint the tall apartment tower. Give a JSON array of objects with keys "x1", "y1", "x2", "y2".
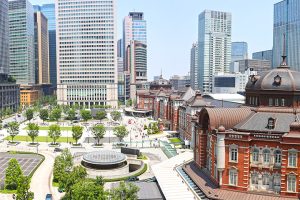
[
  {"x1": 34, "y1": 4, "x2": 57, "y2": 88},
  {"x1": 123, "y1": 12, "x2": 147, "y2": 68},
  {"x1": 198, "y1": 10, "x2": 232, "y2": 93},
  {"x1": 273, "y1": 0, "x2": 300, "y2": 70},
  {"x1": 56, "y1": 0, "x2": 118, "y2": 108},
  {"x1": 190, "y1": 42, "x2": 199, "y2": 90},
  {"x1": 9, "y1": 0, "x2": 35, "y2": 85},
  {"x1": 34, "y1": 11, "x2": 50, "y2": 84}
]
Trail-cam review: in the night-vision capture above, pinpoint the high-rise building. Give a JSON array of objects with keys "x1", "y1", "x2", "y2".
[
  {"x1": 231, "y1": 42, "x2": 248, "y2": 62},
  {"x1": 123, "y1": 12, "x2": 147, "y2": 69},
  {"x1": 0, "y1": 0, "x2": 20, "y2": 112},
  {"x1": 234, "y1": 59, "x2": 271, "y2": 75},
  {"x1": 273, "y1": 0, "x2": 300, "y2": 70},
  {"x1": 9, "y1": 0, "x2": 35, "y2": 85},
  {"x1": 34, "y1": 4, "x2": 57, "y2": 88},
  {"x1": 56, "y1": 0, "x2": 118, "y2": 108},
  {"x1": 190, "y1": 42, "x2": 199, "y2": 90},
  {"x1": 126, "y1": 41, "x2": 147, "y2": 100},
  {"x1": 169, "y1": 75, "x2": 191, "y2": 91},
  {"x1": 198, "y1": 10, "x2": 232, "y2": 93},
  {"x1": 252, "y1": 50, "x2": 273, "y2": 62},
  {"x1": 34, "y1": 11, "x2": 50, "y2": 84}
]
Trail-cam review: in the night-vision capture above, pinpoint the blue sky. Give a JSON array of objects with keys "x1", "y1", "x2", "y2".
[{"x1": 30, "y1": 0, "x2": 279, "y2": 80}]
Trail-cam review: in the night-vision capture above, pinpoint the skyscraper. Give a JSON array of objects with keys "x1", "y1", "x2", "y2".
[
  {"x1": 190, "y1": 42, "x2": 199, "y2": 90},
  {"x1": 9, "y1": 0, "x2": 35, "y2": 85},
  {"x1": 56, "y1": 0, "x2": 118, "y2": 108},
  {"x1": 0, "y1": 0, "x2": 20, "y2": 112},
  {"x1": 252, "y1": 50, "x2": 273, "y2": 62},
  {"x1": 273, "y1": 0, "x2": 300, "y2": 70},
  {"x1": 34, "y1": 11, "x2": 50, "y2": 84},
  {"x1": 123, "y1": 12, "x2": 147, "y2": 70},
  {"x1": 34, "y1": 4, "x2": 57, "y2": 88},
  {"x1": 198, "y1": 10, "x2": 232, "y2": 93},
  {"x1": 231, "y1": 42, "x2": 248, "y2": 62}
]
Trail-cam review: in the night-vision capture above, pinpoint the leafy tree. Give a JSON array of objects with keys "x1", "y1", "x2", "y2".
[
  {"x1": 111, "y1": 111, "x2": 121, "y2": 121},
  {"x1": 126, "y1": 99, "x2": 133, "y2": 107},
  {"x1": 7, "y1": 121, "x2": 19, "y2": 143},
  {"x1": 50, "y1": 107, "x2": 62, "y2": 122},
  {"x1": 95, "y1": 176, "x2": 105, "y2": 187},
  {"x1": 71, "y1": 125, "x2": 83, "y2": 145},
  {"x1": 48, "y1": 124, "x2": 61, "y2": 144},
  {"x1": 94, "y1": 110, "x2": 106, "y2": 120},
  {"x1": 25, "y1": 109, "x2": 34, "y2": 121},
  {"x1": 53, "y1": 149, "x2": 73, "y2": 183},
  {"x1": 16, "y1": 175, "x2": 34, "y2": 200},
  {"x1": 151, "y1": 122, "x2": 160, "y2": 134},
  {"x1": 27, "y1": 123, "x2": 39, "y2": 144},
  {"x1": 113, "y1": 125, "x2": 128, "y2": 142},
  {"x1": 67, "y1": 109, "x2": 76, "y2": 121},
  {"x1": 62, "y1": 166, "x2": 87, "y2": 198},
  {"x1": 39, "y1": 109, "x2": 48, "y2": 122},
  {"x1": 110, "y1": 182, "x2": 139, "y2": 200},
  {"x1": 69, "y1": 180, "x2": 107, "y2": 200},
  {"x1": 144, "y1": 124, "x2": 148, "y2": 130},
  {"x1": 80, "y1": 110, "x2": 92, "y2": 122},
  {"x1": 5, "y1": 158, "x2": 23, "y2": 190},
  {"x1": 91, "y1": 124, "x2": 106, "y2": 145},
  {"x1": 4, "y1": 107, "x2": 12, "y2": 116},
  {"x1": 147, "y1": 124, "x2": 152, "y2": 135}
]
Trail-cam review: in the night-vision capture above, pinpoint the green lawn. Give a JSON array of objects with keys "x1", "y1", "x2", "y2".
[
  {"x1": 4, "y1": 135, "x2": 74, "y2": 143},
  {"x1": 169, "y1": 137, "x2": 182, "y2": 143},
  {"x1": 23, "y1": 126, "x2": 72, "y2": 131}
]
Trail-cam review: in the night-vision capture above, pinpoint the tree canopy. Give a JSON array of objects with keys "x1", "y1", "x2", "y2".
[
  {"x1": 110, "y1": 111, "x2": 121, "y2": 121},
  {"x1": 5, "y1": 158, "x2": 23, "y2": 190},
  {"x1": 48, "y1": 124, "x2": 61, "y2": 144},
  {"x1": 27, "y1": 123, "x2": 39, "y2": 144},
  {"x1": 94, "y1": 110, "x2": 106, "y2": 120},
  {"x1": 91, "y1": 124, "x2": 106, "y2": 145},
  {"x1": 39, "y1": 109, "x2": 48, "y2": 122},
  {"x1": 80, "y1": 110, "x2": 92, "y2": 122},
  {"x1": 25, "y1": 109, "x2": 34, "y2": 121},
  {"x1": 50, "y1": 107, "x2": 62, "y2": 122},
  {"x1": 16, "y1": 175, "x2": 34, "y2": 200},
  {"x1": 110, "y1": 182, "x2": 139, "y2": 200},
  {"x1": 71, "y1": 125, "x2": 83, "y2": 145},
  {"x1": 7, "y1": 121, "x2": 19, "y2": 143},
  {"x1": 113, "y1": 125, "x2": 128, "y2": 142}
]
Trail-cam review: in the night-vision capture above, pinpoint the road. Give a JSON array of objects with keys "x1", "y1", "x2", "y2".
[{"x1": 30, "y1": 151, "x2": 61, "y2": 200}]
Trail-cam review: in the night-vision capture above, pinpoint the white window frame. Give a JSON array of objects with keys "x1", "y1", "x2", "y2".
[
  {"x1": 229, "y1": 169, "x2": 238, "y2": 186},
  {"x1": 263, "y1": 149, "x2": 270, "y2": 163},
  {"x1": 287, "y1": 175, "x2": 296, "y2": 192},
  {"x1": 288, "y1": 151, "x2": 297, "y2": 167},
  {"x1": 252, "y1": 148, "x2": 259, "y2": 162},
  {"x1": 230, "y1": 145, "x2": 238, "y2": 162}
]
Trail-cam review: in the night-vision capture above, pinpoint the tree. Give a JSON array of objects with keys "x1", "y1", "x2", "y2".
[
  {"x1": 69, "y1": 180, "x2": 107, "y2": 200},
  {"x1": 126, "y1": 99, "x2": 133, "y2": 107},
  {"x1": 91, "y1": 124, "x2": 106, "y2": 145},
  {"x1": 25, "y1": 109, "x2": 34, "y2": 121},
  {"x1": 5, "y1": 158, "x2": 23, "y2": 190},
  {"x1": 80, "y1": 110, "x2": 92, "y2": 122},
  {"x1": 48, "y1": 124, "x2": 61, "y2": 144},
  {"x1": 71, "y1": 125, "x2": 83, "y2": 145},
  {"x1": 50, "y1": 107, "x2": 62, "y2": 122},
  {"x1": 95, "y1": 176, "x2": 105, "y2": 187},
  {"x1": 110, "y1": 182, "x2": 139, "y2": 200},
  {"x1": 53, "y1": 149, "x2": 73, "y2": 183},
  {"x1": 147, "y1": 124, "x2": 152, "y2": 135},
  {"x1": 111, "y1": 111, "x2": 121, "y2": 121},
  {"x1": 39, "y1": 109, "x2": 48, "y2": 122},
  {"x1": 16, "y1": 175, "x2": 34, "y2": 200},
  {"x1": 151, "y1": 122, "x2": 160, "y2": 134},
  {"x1": 7, "y1": 121, "x2": 19, "y2": 143},
  {"x1": 113, "y1": 125, "x2": 128, "y2": 142},
  {"x1": 67, "y1": 109, "x2": 76, "y2": 121},
  {"x1": 62, "y1": 166, "x2": 87, "y2": 198},
  {"x1": 94, "y1": 110, "x2": 106, "y2": 120},
  {"x1": 27, "y1": 123, "x2": 39, "y2": 144}
]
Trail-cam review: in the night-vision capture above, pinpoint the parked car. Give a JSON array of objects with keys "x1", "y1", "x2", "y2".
[
  {"x1": 45, "y1": 194, "x2": 52, "y2": 200},
  {"x1": 127, "y1": 176, "x2": 139, "y2": 181},
  {"x1": 54, "y1": 148, "x2": 63, "y2": 152}
]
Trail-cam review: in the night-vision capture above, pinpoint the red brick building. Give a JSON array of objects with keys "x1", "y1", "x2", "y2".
[{"x1": 191, "y1": 57, "x2": 300, "y2": 198}]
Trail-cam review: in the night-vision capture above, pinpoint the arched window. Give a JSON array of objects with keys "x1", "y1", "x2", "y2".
[
  {"x1": 229, "y1": 168, "x2": 238, "y2": 186},
  {"x1": 274, "y1": 150, "x2": 281, "y2": 164},
  {"x1": 252, "y1": 148, "x2": 259, "y2": 162},
  {"x1": 263, "y1": 149, "x2": 270, "y2": 163}
]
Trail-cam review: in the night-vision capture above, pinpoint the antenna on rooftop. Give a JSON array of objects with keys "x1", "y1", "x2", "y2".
[{"x1": 281, "y1": 33, "x2": 287, "y2": 67}]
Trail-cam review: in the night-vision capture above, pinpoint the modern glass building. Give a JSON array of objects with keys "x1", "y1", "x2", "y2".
[
  {"x1": 123, "y1": 12, "x2": 147, "y2": 71},
  {"x1": 231, "y1": 42, "x2": 248, "y2": 62},
  {"x1": 198, "y1": 10, "x2": 232, "y2": 93},
  {"x1": 273, "y1": 0, "x2": 300, "y2": 70},
  {"x1": 56, "y1": 0, "x2": 118, "y2": 108},
  {"x1": 252, "y1": 50, "x2": 273, "y2": 61},
  {"x1": 34, "y1": 4, "x2": 56, "y2": 87},
  {"x1": 0, "y1": 0, "x2": 9, "y2": 78},
  {"x1": 9, "y1": 0, "x2": 35, "y2": 85},
  {"x1": 190, "y1": 42, "x2": 199, "y2": 90}
]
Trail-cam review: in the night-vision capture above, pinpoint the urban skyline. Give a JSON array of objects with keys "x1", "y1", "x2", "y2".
[{"x1": 29, "y1": 0, "x2": 278, "y2": 79}]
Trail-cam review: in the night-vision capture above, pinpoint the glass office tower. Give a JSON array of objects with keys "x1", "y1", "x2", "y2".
[
  {"x1": 9, "y1": 0, "x2": 35, "y2": 85},
  {"x1": 56, "y1": 0, "x2": 118, "y2": 108},
  {"x1": 273, "y1": 0, "x2": 300, "y2": 70},
  {"x1": 34, "y1": 4, "x2": 57, "y2": 87},
  {"x1": 231, "y1": 42, "x2": 248, "y2": 62}
]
